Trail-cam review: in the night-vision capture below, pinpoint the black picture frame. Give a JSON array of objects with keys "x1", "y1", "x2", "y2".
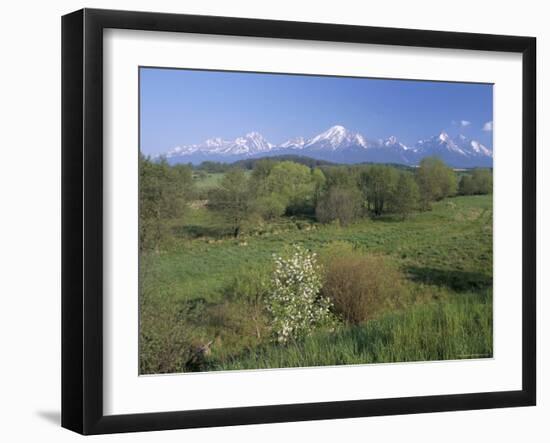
[{"x1": 61, "y1": 8, "x2": 536, "y2": 435}]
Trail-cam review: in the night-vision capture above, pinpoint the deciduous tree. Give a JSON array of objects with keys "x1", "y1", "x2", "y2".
[
  {"x1": 416, "y1": 157, "x2": 457, "y2": 209},
  {"x1": 208, "y1": 168, "x2": 251, "y2": 237},
  {"x1": 390, "y1": 172, "x2": 420, "y2": 219},
  {"x1": 360, "y1": 165, "x2": 399, "y2": 216},
  {"x1": 316, "y1": 186, "x2": 363, "y2": 225}
]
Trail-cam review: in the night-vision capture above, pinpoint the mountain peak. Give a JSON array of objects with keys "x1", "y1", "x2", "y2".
[
  {"x1": 318, "y1": 125, "x2": 349, "y2": 138},
  {"x1": 329, "y1": 124, "x2": 347, "y2": 132},
  {"x1": 280, "y1": 136, "x2": 306, "y2": 149},
  {"x1": 413, "y1": 132, "x2": 493, "y2": 166},
  {"x1": 304, "y1": 125, "x2": 358, "y2": 150}
]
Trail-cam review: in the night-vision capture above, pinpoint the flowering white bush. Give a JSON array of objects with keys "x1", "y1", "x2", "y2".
[{"x1": 267, "y1": 245, "x2": 332, "y2": 344}]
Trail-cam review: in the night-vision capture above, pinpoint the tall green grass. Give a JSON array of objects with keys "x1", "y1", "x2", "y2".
[{"x1": 213, "y1": 291, "x2": 492, "y2": 371}]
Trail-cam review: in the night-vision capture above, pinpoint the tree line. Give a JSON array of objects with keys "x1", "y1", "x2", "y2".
[{"x1": 140, "y1": 154, "x2": 492, "y2": 250}]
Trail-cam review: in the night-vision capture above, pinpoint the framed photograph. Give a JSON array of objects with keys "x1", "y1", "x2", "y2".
[{"x1": 62, "y1": 8, "x2": 536, "y2": 435}]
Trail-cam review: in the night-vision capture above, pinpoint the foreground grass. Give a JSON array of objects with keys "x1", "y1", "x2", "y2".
[{"x1": 212, "y1": 292, "x2": 492, "y2": 371}]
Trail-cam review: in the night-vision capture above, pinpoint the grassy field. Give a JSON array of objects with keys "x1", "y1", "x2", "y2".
[{"x1": 140, "y1": 171, "x2": 493, "y2": 374}]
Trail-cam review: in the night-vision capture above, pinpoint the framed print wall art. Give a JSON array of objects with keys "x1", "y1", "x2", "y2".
[{"x1": 61, "y1": 8, "x2": 536, "y2": 435}]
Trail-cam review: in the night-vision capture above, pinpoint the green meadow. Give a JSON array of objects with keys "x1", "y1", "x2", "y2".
[{"x1": 139, "y1": 158, "x2": 493, "y2": 374}]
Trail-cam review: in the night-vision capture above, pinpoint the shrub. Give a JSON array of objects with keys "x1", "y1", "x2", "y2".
[
  {"x1": 267, "y1": 245, "x2": 333, "y2": 343},
  {"x1": 225, "y1": 266, "x2": 272, "y2": 340},
  {"x1": 139, "y1": 296, "x2": 196, "y2": 374},
  {"x1": 321, "y1": 243, "x2": 407, "y2": 324},
  {"x1": 204, "y1": 300, "x2": 269, "y2": 350},
  {"x1": 318, "y1": 240, "x2": 356, "y2": 261}
]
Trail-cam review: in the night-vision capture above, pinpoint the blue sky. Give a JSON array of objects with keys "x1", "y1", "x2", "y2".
[{"x1": 140, "y1": 67, "x2": 493, "y2": 156}]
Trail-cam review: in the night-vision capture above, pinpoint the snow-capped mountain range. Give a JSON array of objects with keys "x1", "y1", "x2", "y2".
[{"x1": 161, "y1": 125, "x2": 493, "y2": 168}]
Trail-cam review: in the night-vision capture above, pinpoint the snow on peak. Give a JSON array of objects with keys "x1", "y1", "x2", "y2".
[
  {"x1": 162, "y1": 125, "x2": 492, "y2": 167},
  {"x1": 413, "y1": 133, "x2": 494, "y2": 163},
  {"x1": 354, "y1": 133, "x2": 368, "y2": 148},
  {"x1": 305, "y1": 125, "x2": 361, "y2": 150},
  {"x1": 470, "y1": 140, "x2": 493, "y2": 157},
  {"x1": 318, "y1": 125, "x2": 349, "y2": 140},
  {"x1": 233, "y1": 132, "x2": 272, "y2": 153},
  {"x1": 385, "y1": 135, "x2": 398, "y2": 145},
  {"x1": 328, "y1": 124, "x2": 346, "y2": 133},
  {"x1": 280, "y1": 136, "x2": 306, "y2": 149},
  {"x1": 166, "y1": 131, "x2": 273, "y2": 157},
  {"x1": 205, "y1": 137, "x2": 227, "y2": 147}
]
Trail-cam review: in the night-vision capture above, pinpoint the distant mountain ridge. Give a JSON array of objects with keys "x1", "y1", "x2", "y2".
[{"x1": 161, "y1": 125, "x2": 493, "y2": 168}]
